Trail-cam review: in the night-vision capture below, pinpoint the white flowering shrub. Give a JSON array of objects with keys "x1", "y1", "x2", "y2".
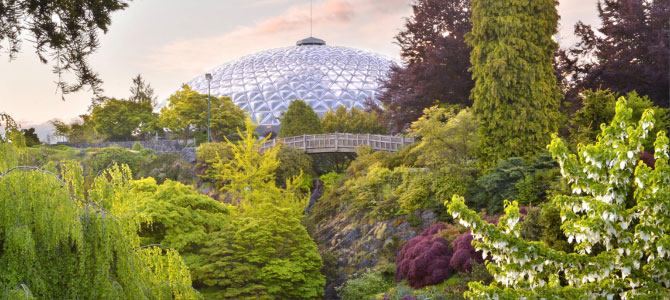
[{"x1": 446, "y1": 96, "x2": 669, "y2": 299}]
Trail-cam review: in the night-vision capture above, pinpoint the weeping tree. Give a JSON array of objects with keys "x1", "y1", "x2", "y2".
[
  {"x1": 0, "y1": 117, "x2": 200, "y2": 299},
  {"x1": 446, "y1": 96, "x2": 670, "y2": 298}
]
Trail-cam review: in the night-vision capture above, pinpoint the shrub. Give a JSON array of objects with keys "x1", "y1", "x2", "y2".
[
  {"x1": 85, "y1": 146, "x2": 151, "y2": 176},
  {"x1": 396, "y1": 223, "x2": 454, "y2": 288},
  {"x1": 275, "y1": 143, "x2": 314, "y2": 187},
  {"x1": 135, "y1": 153, "x2": 195, "y2": 184},
  {"x1": 468, "y1": 152, "x2": 557, "y2": 214},
  {"x1": 337, "y1": 267, "x2": 394, "y2": 300},
  {"x1": 519, "y1": 207, "x2": 543, "y2": 241},
  {"x1": 196, "y1": 142, "x2": 233, "y2": 186}
]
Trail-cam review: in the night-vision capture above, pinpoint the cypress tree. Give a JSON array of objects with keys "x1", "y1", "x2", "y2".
[{"x1": 467, "y1": 0, "x2": 562, "y2": 170}]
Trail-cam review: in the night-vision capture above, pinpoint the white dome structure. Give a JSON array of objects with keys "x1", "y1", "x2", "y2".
[{"x1": 187, "y1": 37, "x2": 395, "y2": 130}]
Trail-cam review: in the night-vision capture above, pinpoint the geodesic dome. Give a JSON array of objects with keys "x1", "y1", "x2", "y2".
[{"x1": 187, "y1": 37, "x2": 395, "y2": 127}]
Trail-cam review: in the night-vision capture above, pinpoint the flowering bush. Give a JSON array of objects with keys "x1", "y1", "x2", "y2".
[{"x1": 447, "y1": 97, "x2": 670, "y2": 299}]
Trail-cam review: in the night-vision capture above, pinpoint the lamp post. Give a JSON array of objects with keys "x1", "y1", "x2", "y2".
[{"x1": 205, "y1": 73, "x2": 212, "y2": 143}]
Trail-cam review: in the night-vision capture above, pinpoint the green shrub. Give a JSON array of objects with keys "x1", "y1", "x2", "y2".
[
  {"x1": 196, "y1": 142, "x2": 233, "y2": 186},
  {"x1": 539, "y1": 204, "x2": 572, "y2": 253},
  {"x1": 336, "y1": 267, "x2": 394, "y2": 300},
  {"x1": 135, "y1": 153, "x2": 195, "y2": 184},
  {"x1": 85, "y1": 146, "x2": 151, "y2": 176},
  {"x1": 132, "y1": 141, "x2": 143, "y2": 151},
  {"x1": 275, "y1": 143, "x2": 314, "y2": 187},
  {"x1": 520, "y1": 207, "x2": 543, "y2": 241}
]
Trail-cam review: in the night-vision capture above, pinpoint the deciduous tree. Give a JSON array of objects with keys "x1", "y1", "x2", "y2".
[
  {"x1": 321, "y1": 106, "x2": 387, "y2": 134},
  {"x1": 90, "y1": 98, "x2": 158, "y2": 141},
  {"x1": 446, "y1": 96, "x2": 670, "y2": 298},
  {"x1": 376, "y1": 0, "x2": 473, "y2": 130},
  {"x1": 561, "y1": 0, "x2": 669, "y2": 108},
  {"x1": 159, "y1": 85, "x2": 246, "y2": 143}
]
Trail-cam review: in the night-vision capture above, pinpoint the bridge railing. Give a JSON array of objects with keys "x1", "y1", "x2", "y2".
[{"x1": 259, "y1": 133, "x2": 414, "y2": 153}]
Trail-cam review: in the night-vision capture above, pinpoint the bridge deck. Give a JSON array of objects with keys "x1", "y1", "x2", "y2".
[{"x1": 259, "y1": 133, "x2": 414, "y2": 153}]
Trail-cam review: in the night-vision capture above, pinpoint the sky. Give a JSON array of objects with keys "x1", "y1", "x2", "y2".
[{"x1": 0, "y1": 0, "x2": 600, "y2": 141}]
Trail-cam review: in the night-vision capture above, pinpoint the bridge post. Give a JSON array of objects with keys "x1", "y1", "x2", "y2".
[
  {"x1": 335, "y1": 133, "x2": 339, "y2": 151},
  {"x1": 303, "y1": 134, "x2": 306, "y2": 150},
  {"x1": 366, "y1": 133, "x2": 370, "y2": 147}
]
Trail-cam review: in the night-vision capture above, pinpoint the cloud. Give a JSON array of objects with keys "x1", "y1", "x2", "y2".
[{"x1": 144, "y1": 0, "x2": 409, "y2": 75}]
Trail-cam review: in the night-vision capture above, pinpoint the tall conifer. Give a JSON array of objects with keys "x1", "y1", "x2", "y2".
[{"x1": 467, "y1": 0, "x2": 562, "y2": 170}]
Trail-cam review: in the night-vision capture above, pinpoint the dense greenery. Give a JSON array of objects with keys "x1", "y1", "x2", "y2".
[
  {"x1": 278, "y1": 100, "x2": 323, "y2": 138},
  {"x1": 447, "y1": 97, "x2": 670, "y2": 298},
  {"x1": 468, "y1": 0, "x2": 562, "y2": 169},
  {"x1": 0, "y1": 120, "x2": 199, "y2": 299},
  {"x1": 160, "y1": 85, "x2": 246, "y2": 143},
  {"x1": 321, "y1": 106, "x2": 388, "y2": 134},
  {"x1": 569, "y1": 90, "x2": 669, "y2": 151}
]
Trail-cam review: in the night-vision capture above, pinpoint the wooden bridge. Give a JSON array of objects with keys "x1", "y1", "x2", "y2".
[{"x1": 259, "y1": 133, "x2": 415, "y2": 154}]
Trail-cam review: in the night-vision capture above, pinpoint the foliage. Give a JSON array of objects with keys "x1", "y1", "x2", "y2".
[
  {"x1": 538, "y1": 203, "x2": 572, "y2": 253},
  {"x1": 515, "y1": 175, "x2": 539, "y2": 207},
  {"x1": 21, "y1": 128, "x2": 40, "y2": 147},
  {"x1": 198, "y1": 203, "x2": 325, "y2": 299},
  {"x1": 569, "y1": 90, "x2": 669, "y2": 151},
  {"x1": 468, "y1": 153, "x2": 557, "y2": 214},
  {"x1": 90, "y1": 98, "x2": 158, "y2": 141},
  {"x1": 130, "y1": 178, "x2": 230, "y2": 294},
  {"x1": 278, "y1": 99, "x2": 323, "y2": 138},
  {"x1": 467, "y1": 0, "x2": 562, "y2": 169},
  {"x1": 275, "y1": 143, "x2": 314, "y2": 187},
  {"x1": 560, "y1": 0, "x2": 669, "y2": 108},
  {"x1": 51, "y1": 115, "x2": 102, "y2": 143},
  {"x1": 408, "y1": 106, "x2": 478, "y2": 173},
  {"x1": 519, "y1": 207, "x2": 543, "y2": 242},
  {"x1": 0, "y1": 0, "x2": 128, "y2": 95},
  {"x1": 196, "y1": 142, "x2": 234, "y2": 187},
  {"x1": 376, "y1": 0, "x2": 473, "y2": 130},
  {"x1": 321, "y1": 106, "x2": 388, "y2": 134},
  {"x1": 211, "y1": 117, "x2": 308, "y2": 216},
  {"x1": 134, "y1": 153, "x2": 195, "y2": 185},
  {"x1": 337, "y1": 267, "x2": 394, "y2": 300},
  {"x1": 446, "y1": 97, "x2": 670, "y2": 298},
  {"x1": 0, "y1": 145, "x2": 199, "y2": 299},
  {"x1": 396, "y1": 223, "x2": 454, "y2": 288},
  {"x1": 84, "y1": 146, "x2": 152, "y2": 177},
  {"x1": 159, "y1": 85, "x2": 246, "y2": 143}
]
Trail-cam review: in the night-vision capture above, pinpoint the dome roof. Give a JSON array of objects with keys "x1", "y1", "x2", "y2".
[{"x1": 187, "y1": 38, "x2": 395, "y2": 127}]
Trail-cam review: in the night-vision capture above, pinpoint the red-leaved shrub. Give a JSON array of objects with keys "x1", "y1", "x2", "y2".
[{"x1": 395, "y1": 223, "x2": 454, "y2": 288}]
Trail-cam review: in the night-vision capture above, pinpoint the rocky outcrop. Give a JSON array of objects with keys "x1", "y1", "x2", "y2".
[{"x1": 312, "y1": 206, "x2": 438, "y2": 299}]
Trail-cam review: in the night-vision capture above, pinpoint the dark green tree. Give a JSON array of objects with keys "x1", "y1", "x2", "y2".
[
  {"x1": 90, "y1": 98, "x2": 158, "y2": 141},
  {"x1": 0, "y1": 0, "x2": 128, "y2": 96},
  {"x1": 467, "y1": 0, "x2": 562, "y2": 170},
  {"x1": 21, "y1": 128, "x2": 40, "y2": 146},
  {"x1": 278, "y1": 100, "x2": 323, "y2": 138}
]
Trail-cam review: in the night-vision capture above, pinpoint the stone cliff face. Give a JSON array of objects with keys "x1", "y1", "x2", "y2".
[{"x1": 311, "y1": 203, "x2": 438, "y2": 299}]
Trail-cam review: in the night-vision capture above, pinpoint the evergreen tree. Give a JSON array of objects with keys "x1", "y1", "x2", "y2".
[
  {"x1": 278, "y1": 100, "x2": 323, "y2": 138},
  {"x1": 467, "y1": 0, "x2": 562, "y2": 170},
  {"x1": 446, "y1": 97, "x2": 670, "y2": 298}
]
